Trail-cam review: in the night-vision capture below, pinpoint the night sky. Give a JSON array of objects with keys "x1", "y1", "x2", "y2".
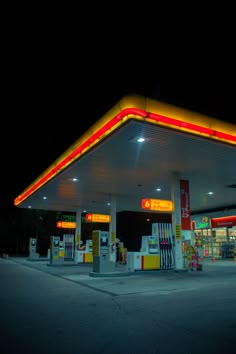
[{"x1": 2, "y1": 43, "x2": 235, "y2": 212}]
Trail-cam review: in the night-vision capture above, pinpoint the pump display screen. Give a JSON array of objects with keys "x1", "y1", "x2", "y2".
[
  {"x1": 54, "y1": 240, "x2": 59, "y2": 247},
  {"x1": 101, "y1": 237, "x2": 108, "y2": 246}
]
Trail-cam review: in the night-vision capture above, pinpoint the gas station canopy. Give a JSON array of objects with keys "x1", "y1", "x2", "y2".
[{"x1": 14, "y1": 95, "x2": 236, "y2": 215}]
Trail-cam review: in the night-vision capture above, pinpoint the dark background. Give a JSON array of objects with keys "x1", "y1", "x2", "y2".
[{"x1": 1, "y1": 17, "x2": 235, "y2": 255}]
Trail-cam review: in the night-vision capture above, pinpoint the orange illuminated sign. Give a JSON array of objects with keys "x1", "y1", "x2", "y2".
[
  {"x1": 85, "y1": 213, "x2": 110, "y2": 223},
  {"x1": 56, "y1": 221, "x2": 76, "y2": 229},
  {"x1": 141, "y1": 199, "x2": 174, "y2": 212}
]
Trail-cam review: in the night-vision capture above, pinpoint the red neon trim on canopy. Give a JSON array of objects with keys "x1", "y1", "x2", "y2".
[
  {"x1": 14, "y1": 107, "x2": 236, "y2": 206},
  {"x1": 69, "y1": 108, "x2": 147, "y2": 159},
  {"x1": 214, "y1": 130, "x2": 236, "y2": 142},
  {"x1": 14, "y1": 108, "x2": 146, "y2": 205},
  {"x1": 148, "y1": 112, "x2": 215, "y2": 135}
]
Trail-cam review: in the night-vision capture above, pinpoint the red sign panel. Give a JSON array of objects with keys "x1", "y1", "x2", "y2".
[
  {"x1": 191, "y1": 220, "x2": 195, "y2": 230},
  {"x1": 211, "y1": 216, "x2": 236, "y2": 228},
  {"x1": 180, "y1": 179, "x2": 191, "y2": 230}
]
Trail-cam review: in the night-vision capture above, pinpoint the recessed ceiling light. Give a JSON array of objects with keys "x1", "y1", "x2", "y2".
[
  {"x1": 130, "y1": 136, "x2": 151, "y2": 144},
  {"x1": 156, "y1": 188, "x2": 161, "y2": 192},
  {"x1": 72, "y1": 178, "x2": 79, "y2": 181},
  {"x1": 208, "y1": 192, "x2": 214, "y2": 195},
  {"x1": 137, "y1": 137, "x2": 145, "y2": 143}
]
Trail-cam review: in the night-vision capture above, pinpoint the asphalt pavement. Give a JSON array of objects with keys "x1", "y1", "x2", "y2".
[
  {"x1": 1, "y1": 256, "x2": 236, "y2": 354},
  {"x1": 6, "y1": 256, "x2": 236, "y2": 296}
]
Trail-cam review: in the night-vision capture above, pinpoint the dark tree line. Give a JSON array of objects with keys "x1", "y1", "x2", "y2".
[{"x1": 0, "y1": 208, "x2": 58, "y2": 256}]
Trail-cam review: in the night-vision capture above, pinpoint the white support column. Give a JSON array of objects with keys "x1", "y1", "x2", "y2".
[
  {"x1": 171, "y1": 174, "x2": 184, "y2": 270},
  {"x1": 109, "y1": 197, "x2": 117, "y2": 262},
  {"x1": 74, "y1": 208, "x2": 82, "y2": 263}
]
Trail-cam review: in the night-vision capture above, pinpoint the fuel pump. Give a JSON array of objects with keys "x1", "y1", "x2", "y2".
[
  {"x1": 49, "y1": 236, "x2": 65, "y2": 265},
  {"x1": 153, "y1": 223, "x2": 175, "y2": 270},
  {"x1": 92, "y1": 230, "x2": 115, "y2": 273},
  {"x1": 28, "y1": 237, "x2": 39, "y2": 260}
]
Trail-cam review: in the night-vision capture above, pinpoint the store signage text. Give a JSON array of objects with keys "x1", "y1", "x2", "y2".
[
  {"x1": 195, "y1": 221, "x2": 209, "y2": 229},
  {"x1": 211, "y1": 216, "x2": 236, "y2": 228},
  {"x1": 85, "y1": 213, "x2": 110, "y2": 223},
  {"x1": 180, "y1": 179, "x2": 191, "y2": 230},
  {"x1": 141, "y1": 198, "x2": 173, "y2": 212},
  {"x1": 56, "y1": 221, "x2": 76, "y2": 229}
]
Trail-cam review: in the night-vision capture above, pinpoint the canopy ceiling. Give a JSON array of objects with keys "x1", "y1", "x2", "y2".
[{"x1": 14, "y1": 95, "x2": 236, "y2": 215}]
